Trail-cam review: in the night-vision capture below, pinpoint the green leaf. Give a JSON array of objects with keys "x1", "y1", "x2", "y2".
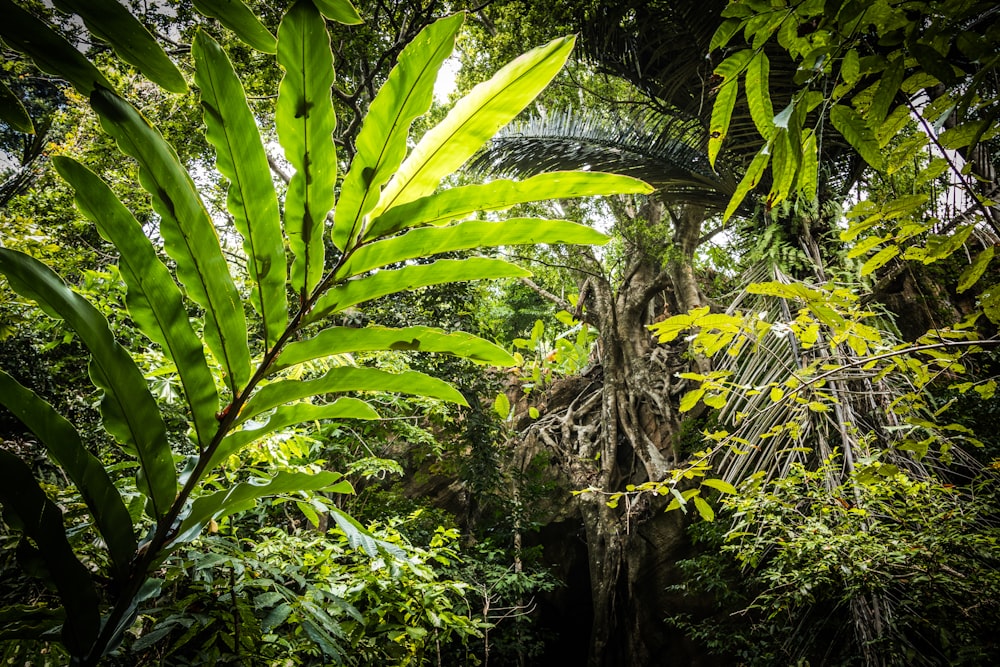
[
  {"x1": 342, "y1": 219, "x2": 607, "y2": 278},
  {"x1": 710, "y1": 18, "x2": 741, "y2": 52},
  {"x1": 692, "y1": 495, "x2": 716, "y2": 522},
  {"x1": 847, "y1": 234, "x2": 888, "y2": 259},
  {"x1": 365, "y1": 171, "x2": 650, "y2": 241},
  {"x1": 0, "y1": 249, "x2": 177, "y2": 519},
  {"x1": 52, "y1": 0, "x2": 187, "y2": 93},
  {"x1": 194, "y1": 32, "x2": 287, "y2": 350},
  {"x1": 957, "y1": 246, "x2": 994, "y2": 293},
  {"x1": 91, "y1": 89, "x2": 251, "y2": 394},
  {"x1": 840, "y1": 48, "x2": 860, "y2": 84},
  {"x1": 309, "y1": 257, "x2": 530, "y2": 321},
  {"x1": 334, "y1": 14, "x2": 462, "y2": 250},
  {"x1": 53, "y1": 157, "x2": 220, "y2": 451},
  {"x1": 724, "y1": 145, "x2": 770, "y2": 221},
  {"x1": 276, "y1": 0, "x2": 337, "y2": 298},
  {"x1": 829, "y1": 104, "x2": 883, "y2": 170},
  {"x1": 797, "y1": 128, "x2": 818, "y2": 200},
  {"x1": 175, "y1": 471, "x2": 353, "y2": 543},
  {"x1": 207, "y1": 398, "x2": 378, "y2": 471},
  {"x1": 709, "y1": 73, "x2": 738, "y2": 170},
  {"x1": 746, "y1": 51, "x2": 774, "y2": 140},
  {"x1": 0, "y1": 450, "x2": 100, "y2": 657},
  {"x1": 494, "y1": 392, "x2": 511, "y2": 420},
  {"x1": 369, "y1": 34, "x2": 576, "y2": 220},
  {"x1": 768, "y1": 128, "x2": 797, "y2": 206},
  {"x1": 0, "y1": 80, "x2": 32, "y2": 133},
  {"x1": 868, "y1": 53, "x2": 903, "y2": 128},
  {"x1": 312, "y1": 0, "x2": 362, "y2": 24},
  {"x1": 679, "y1": 388, "x2": 705, "y2": 413},
  {"x1": 0, "y1": 0, "x2": 113, "y2": 95},
  {"x1": 237, "y1": 367, "x2": 468, "y2": 425},
  {"x1": 274, "y1": 325, "x2": 516, "y2": 372},
  {"x1": 194, "y1": 0, "x2": 277, "y2": 53},
  {"x1": 980, "y1": 284, "x2": 1000, "y2": 325},
  {"x1": 700, "y1": 478, "x2": 738, "y2": 495},
  {"x1": 0, "y1": 371, "x2": 136, "y2": 581}
]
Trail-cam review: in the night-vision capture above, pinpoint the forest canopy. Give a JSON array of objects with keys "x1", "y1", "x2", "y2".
[{"x1": 1, "y1": 0, "x2": 999, "y2": 665}]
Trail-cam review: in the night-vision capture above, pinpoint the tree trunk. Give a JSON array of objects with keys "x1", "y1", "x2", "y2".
[{"x1": 515, "y1": 199, "x2": 712, "y2": 665}]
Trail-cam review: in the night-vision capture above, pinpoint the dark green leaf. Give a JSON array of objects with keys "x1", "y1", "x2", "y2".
[
  {"x1": 91, "y1": 89, "x2": 251, "y2": 394},
  {"x1": 868, "y1": 53, "x2": 903, "y2": 128},
  {"x1": 54, "y1": 157, "x2": 220, "y2": 451},
  {"x1": 0, "y1": 249, "x2": 176, "y2": 519},
  {"x1": 194, "y1": 32, "x2": 287, "y2": 350},
  {"x1": 957, "y1": 246, "x2": 994, "y2": 294},
  {"x1": 829, "y1": 104, "x2": 883, "y2": 170},
  {"x1": 193, "y1": 0, "x2": 277, "y2": 53},
  {"x1": 0, "y1": 451, "x2": 99, "y2": 656},
  {"x1": 0, "y1": 371, "x2": 136, "y2": 581},
  {"x1": 0, "y1": 80, "x2": 32, "y2": 133},
  {"x1": 0, "y1": 0, "x2": 113, "y2": 95},
  {"x1": 276, "y1": 0, "x2": 336, "y2": 298},
  {"x1": 52, "y1": 0, "x2": 186, "y2": 93}
]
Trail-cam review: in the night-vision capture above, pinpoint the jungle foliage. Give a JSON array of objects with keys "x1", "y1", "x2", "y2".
[{"x1": 0, "y1": 0, "x2": 650, "y2": 663}]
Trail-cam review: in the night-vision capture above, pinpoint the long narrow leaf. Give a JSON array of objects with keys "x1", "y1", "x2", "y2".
[
  {"x1": 0, "y1": 450, "x2": 100, "y2": 656},
  {"x1": 274, "y1": 325, "x2": 515, "y2": 371},
  {"x1": 0, "y1": 0, "x2": 113, "y2": 96},
  {"x1": 194, "y1": 0, "x2": 277, "y2": 54},
  {"x1": 207, "y1": 398, "x2": 379, "y2": 471},
  {"x1": 333, "y1": 13, "x2": 462, "y2": 250},
  {"x1": 0, "y1": 80, "x2": 32, "y2": 134},
  {"x1": 0, "y1": 371, "x2": 136, "y2": 581},
  {"x1": 364, "y1": 171, "x2": 652, "y2": 241},
  {"x1": 276, "y1": 0, "x2": 336, "y2": 299},
  {"x1": 91, "y1": 89, "x2": 251, "y2": 394},
  {"x1": 194, "y1": 32, "x2": 287, "y2": 350},
  {"x1": 312, "y1": 0, "x2": 362, "y2": 24},
  {"x1": 237, "y1": 367, "x2": 468, "y2": 425},
  {"x1": 723, "y1": 144, "x2": 770, "y2": 221},
  {"x1": 174, "y1": 471, "x2": 353, "y2": 544},
  {"x1": 368, "y1": 34, "x2": 576, "y2": 219},
  {"x1": 309, "y1": 257, "x2": 530, "y2": 322},
  {"x1": 0, "y1": 249, "x2": 177, "y2": 519},
  {"x1": 54, "y1": 157, "x2": 220, "y2": 450},
  {"x1": 745, "y1": 50, "x2": 774, "y2": 141},
  {"x1": 52, "y1": 0, "x2": 187, "y2": 93},
  {"x1": 340, "y1": 219, "x2": 607, "y2": 278}
]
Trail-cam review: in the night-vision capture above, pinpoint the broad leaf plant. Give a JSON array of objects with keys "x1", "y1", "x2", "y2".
[{"x1": 0, "y1": 0, "x2": 651, "y2": 662}]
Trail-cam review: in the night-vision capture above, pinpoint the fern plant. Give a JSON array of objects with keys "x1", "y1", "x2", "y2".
[{"x1": 0, "y1": 0, "x2": 651, "y2": 663}]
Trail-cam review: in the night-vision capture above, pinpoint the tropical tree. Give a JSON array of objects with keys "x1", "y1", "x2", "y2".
[
  {"x1": 460, "y1": 0, "x2": 1000, "y2": 663},
  {"x1": 0, "y1": 0, "x2": 651, "y2": 662}
]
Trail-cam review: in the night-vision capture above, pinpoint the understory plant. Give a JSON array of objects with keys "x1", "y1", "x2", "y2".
[
  {"x1": 0, "y1": 0, "x2": 650, "y2": 663},
  {"x1": 669, "y1": 457, "x2": 1000, "y2": 666}
]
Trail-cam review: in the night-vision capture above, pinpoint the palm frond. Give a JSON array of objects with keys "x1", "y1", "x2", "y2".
[
  {"x1": 469, "y1": 109, "x2": 736, "y2": 210},
  {"x1": 710, "y1": 264, "x2": 976, "y2": 487}
]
